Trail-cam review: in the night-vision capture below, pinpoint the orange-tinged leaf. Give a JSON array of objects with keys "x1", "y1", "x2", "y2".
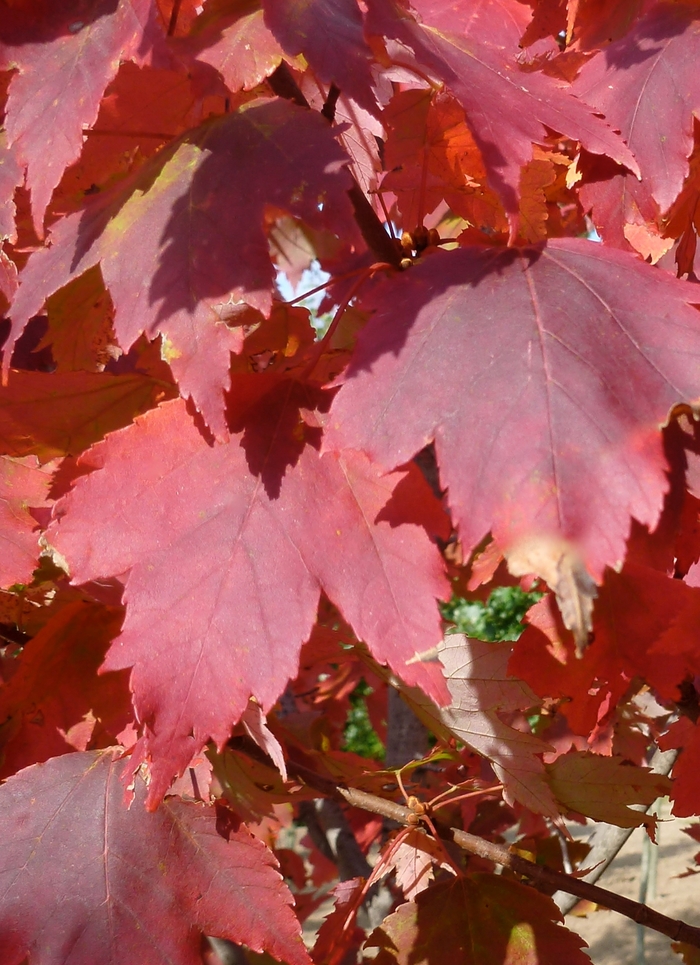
[
  {"x1": 0, "y1": 600, "x2": 130, "y2": 779},
  {"x1": 519, "y1": 155, "x2": 559, "y2": 243},
  {"x1": 0, "y1": 454, "x2": 51, "y2": 586},
  {"x1": 0, "y1": 370, "x2": 175, "y2": 461},
  {"x1": 367, "y1": 0, "x2": 639, "y2": 233},
  {"x1": 382, "y1": 89, "x2": 506, "y2": 233},
  {"x1": 40, "y1": 266, "x2": 117, "y2": 372},
  {"x1": 546, "y1": 751, "x2": 672, "y2": 828}
]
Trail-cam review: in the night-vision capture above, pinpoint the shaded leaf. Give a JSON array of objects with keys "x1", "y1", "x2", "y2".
[
  {"x1": 0, "y1": 369, "x2": 175, "y2": 462},
  {"x1": 40, "y1": 266, "x2": 117, "y2": 372},
  {"x1": 0, "y1": 600, "x2": 130, "y2": 779},
  {"x1": 6, "y1": 99, "x2": 359, "y2": 436},
  {"x1": 264, "y1": 0, "x2": 378, "y2": 113},
  {"x1": 0, "y1": 749, "x2": 310, "y2": 965},
  {"x1": 366, "y1": 875, "x2": 591, "y2": 965}
]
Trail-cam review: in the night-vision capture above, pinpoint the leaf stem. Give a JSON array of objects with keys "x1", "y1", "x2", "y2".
[
  {"x1": 285, "y1": 267, "x2": 368, "y2": 306},
  {"x1": 299, "y1": 262, "x2": 392, "y2": 379}
]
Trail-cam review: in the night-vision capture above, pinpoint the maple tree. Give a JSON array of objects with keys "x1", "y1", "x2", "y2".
[{"x1": 4, "y1": 0, "x2": 700, "y2": 962}]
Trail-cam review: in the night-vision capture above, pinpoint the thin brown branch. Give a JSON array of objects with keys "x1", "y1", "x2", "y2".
[
  {"x1": 328, "y1": 784, "x2": 700, "y2": 950},
  {"x1": 167, "y1": 0, "x2": 182, "y2": 36}
]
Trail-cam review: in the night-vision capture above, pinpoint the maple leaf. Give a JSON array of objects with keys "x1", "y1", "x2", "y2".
[
  {"x1": 5, "y1": 99, "x2": 359, "y2": 436},
  {"x1": 366, "y1": 0, "x2": 639, "y2": 232},
  {"x1": 0, "y1": 370, "x2": 175, "y2": 461},
  {"x1": 0, "y1": 749, "x2": 310, "y2": 965},
  {"x1": 381, "y1": 88, "x2": 506, "y2": 234},
  {"x1": 546, "y1": 751, "x2": 672, "y2": 829},
  {"x1": 510, "y1": 562, "x2": 700, "y2": 736},
  {"x1": 187, "y1": 1, "x2": 287, "y2": 93},
  {"x1": 0, "y1": 600, "x2": 131, "y2": 779},
  {"x1": 411, "y1": 634, "x2": 559, "y2": 816},
  {"x1": 0, "y1": 0, "x2": 164, "y2": 236},
  {"x1": 263, "y1": 0, "x2": 379, "y2": 114},
  {"x1": 366, "y1": 875, "x2": 592, "y2": 965},
  {"x1": 373, "y1": 827, "x2": 456, "y2": 899},
  {"x1": 574, "y1": 4, "x2": 700, "y2": 246},
  {"x1": 326, "y1": 240, "x2": 700, "y2": 581},
  {"x1": 48, "y1": 393, "x2": 449, "y2": 805},
  {"x1": 0, "y1": 454, "x2": 51, "y2": 586}
]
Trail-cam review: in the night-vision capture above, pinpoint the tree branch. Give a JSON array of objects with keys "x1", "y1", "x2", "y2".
[{"x1": 332, "y1": 785, "x2": 700, "y2": 950}]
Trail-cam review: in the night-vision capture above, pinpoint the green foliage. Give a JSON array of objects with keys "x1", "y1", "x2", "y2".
[
  {"x1": 343, "y1": 680, "x2": 385, "y2": 760},
  {"x1": 441, "y1": 585, "x2": 541, "y2": 642}
]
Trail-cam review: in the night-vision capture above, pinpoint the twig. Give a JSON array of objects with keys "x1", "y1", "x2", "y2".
[{"x1": 329, "y1": 784, "x2": 700, "y2": 950}]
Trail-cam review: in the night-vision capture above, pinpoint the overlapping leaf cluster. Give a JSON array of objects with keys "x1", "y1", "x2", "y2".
[{"x1": 1, "y1": 1, "x2": 700, "y2": 963}]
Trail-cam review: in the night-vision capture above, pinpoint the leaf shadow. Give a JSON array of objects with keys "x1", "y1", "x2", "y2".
[
  {"x1": 343, "y1": 245, "x2": 535, "y2": 377},
  {"x1": 598, "y1": 4, "x2": 692, "y2": 71},
  {"x1": 0, "y1": 0, "x2": 120, "y2": 45},
  {"x1": 225, "y1": 374, "x2": 332, "y2": 499}
]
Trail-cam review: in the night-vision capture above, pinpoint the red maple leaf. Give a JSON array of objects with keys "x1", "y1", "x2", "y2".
[
  {"x1": 48, "y1": 389, "x2": 449, "y2": 805},
  {"x1": 0, "y1": 0, "x2": 164, "y2": 236},
  {"x1": 366, "y1": 0, "x2": 639, "y2": 232},
  {"x1": 574, "y1": 3, "x2": 700, "y2": 246},
  {"x1": 326, "y1": 240, "x2": 700, "y2": 579},
  {"x1": 0, "y1": 749, "x2": 310, "y2": 965},
  {"x1": 5, "y1": 99, "x2": 360, "y2": 436}
]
